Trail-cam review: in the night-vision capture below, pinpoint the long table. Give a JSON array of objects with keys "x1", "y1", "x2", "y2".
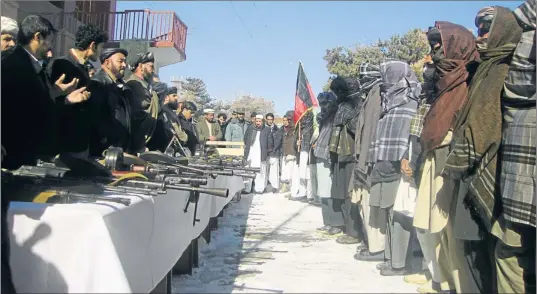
[{"x1": 8, "y1": 175, "x2": 245, "y2": 293}]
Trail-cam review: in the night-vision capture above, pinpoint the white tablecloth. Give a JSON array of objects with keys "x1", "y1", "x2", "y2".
[
  {"x1": 209, "y1": 175, "x2": 244, "y2": 217},
  {"x1": 8, "y1": 193, "x2": 155, "y2": 293},
  {"x1": 8, "y1": 177, "x2": 242, "y2": 293}
]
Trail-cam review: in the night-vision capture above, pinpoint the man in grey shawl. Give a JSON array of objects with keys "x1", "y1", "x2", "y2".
[
  {"x1": 348, "y1": 63, "x2": 384, "y2": 256},
  {"x1": 328, "y1": 76, "x2": 366, "y2": 245},
  {"x1": 355, "y1": 61, "x2": 420, "y2": 270},
  {"x1": 312, "y1": 92, "x2": 342, "y2": 235},
  {"x1": 490, "y1": 0, "x2": 536, "y2": 292}
]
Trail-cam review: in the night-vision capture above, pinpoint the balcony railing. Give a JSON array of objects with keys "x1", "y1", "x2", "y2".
[{"x1": 41, "y1": 9, "x2": 187, "y2": 58}]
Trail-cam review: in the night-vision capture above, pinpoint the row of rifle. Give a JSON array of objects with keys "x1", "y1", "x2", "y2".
[{"x1": 2, "y1": 147, "x2": 259, "y2": 226}]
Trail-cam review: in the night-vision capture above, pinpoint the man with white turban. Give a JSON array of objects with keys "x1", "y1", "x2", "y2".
[{"x1": 1, "y1": 16, "x2": 18, "y2": 53}]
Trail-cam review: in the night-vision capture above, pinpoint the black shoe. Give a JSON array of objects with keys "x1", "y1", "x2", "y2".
[
  {"x1": 299, "y1": 197, "x2": 310, "y2": 203},
  {"x1": 316, "y1": 225, "x2": 331, "y2": 232},
  {"x1": 354, "y1": 250, "x2": 385, "y2": 261},
  {"x1": 326, "y1": 227, "x2": 343, "y2": 235},
  {"x1": 376, "y1": 261, "x2": 390, "y2": 270},
  {"x1": 336, "y1": 235, "x2": 360, "y2": 244},
  {"x1": 356, "y1": 242, "x2": 367, "y2": 252},
  {"x1": 380, "y1": 267, "x2": 409, "y2": 276}
]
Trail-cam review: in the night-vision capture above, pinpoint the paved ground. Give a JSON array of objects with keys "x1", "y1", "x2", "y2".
[{"x1": 173, "y1": 192, "x2": 418, "y2": 293}]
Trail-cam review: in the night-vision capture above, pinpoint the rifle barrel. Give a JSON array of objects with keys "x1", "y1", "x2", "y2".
[
  {"x1": 55, "y1": 191, "x2": 132, "y2": 206},
  {"x1": 169, "y1": 184, "x2": 229, "y2": 198}
]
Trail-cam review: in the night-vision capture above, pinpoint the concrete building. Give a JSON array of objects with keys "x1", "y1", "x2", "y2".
[{"x1": 1, "y1": 0, "x2": 187, "y2": 71}]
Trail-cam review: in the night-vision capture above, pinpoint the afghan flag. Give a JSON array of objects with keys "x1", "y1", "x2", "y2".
[{"x1": 294, "y1": 61, "x2": 318, "y2": 124}]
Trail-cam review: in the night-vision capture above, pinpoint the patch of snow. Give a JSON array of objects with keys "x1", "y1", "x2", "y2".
[{"x1": 172, "y1": 192, "x2": 418, "y2": 293}]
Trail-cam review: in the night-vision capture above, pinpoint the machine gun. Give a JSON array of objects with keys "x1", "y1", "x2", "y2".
[
  {"x1": 184, "y1": 163, "x2": 257, "y2": 179},
  {"x1": 125, "y1": 179, "x2": 229, "y2": 226},
  {"x1": 1, "y1": 170, "x2": 134, "y2": 206}
]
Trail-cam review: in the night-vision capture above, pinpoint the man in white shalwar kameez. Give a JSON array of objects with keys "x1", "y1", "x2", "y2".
[
  {"x1": 291, "y1": 111, "x2": 314, "y2": 202},
  {"x1": 244, "y1": 115, "x2": 273, "y2": 194},
  {"x1": 280, "y1": 111, "x2": 299, "y2": 196}
]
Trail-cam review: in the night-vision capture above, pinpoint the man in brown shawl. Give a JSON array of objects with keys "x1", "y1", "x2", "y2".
[
  {"x1": 443, "y1": 6, "x2": 522, "y2": 293},
  {"x1": 413, "y1": 22, "x2": 480, "y2": 294}
]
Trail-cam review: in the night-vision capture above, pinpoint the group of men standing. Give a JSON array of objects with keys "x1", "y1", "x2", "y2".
[
  {"x1": 0, "y1": 14, "x2": 233, "y2": 294},
  {"x1": 277, "y1": 1, "x2": 535, "y2": 293}
]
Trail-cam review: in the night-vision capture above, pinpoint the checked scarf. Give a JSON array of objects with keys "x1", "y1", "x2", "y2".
[
  {"x1": 444, "y1": 6, "x2": 522, "y2": 230},
  {"x1": 367, "y1": 60, "x2": 420, "y2": 163}
]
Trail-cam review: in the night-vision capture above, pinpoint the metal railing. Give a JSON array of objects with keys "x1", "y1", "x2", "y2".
[{"x1": 41, "y1": 9, "x2": 187, "y2": 55}]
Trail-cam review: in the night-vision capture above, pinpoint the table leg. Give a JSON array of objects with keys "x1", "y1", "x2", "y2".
[
  {"x1": 201, "y1": 223, "x2": 211, "y2": 243},
  {"x1": 173, "y1": 242, "x2": 193, "y2": 275},
  {"x1": 192, "y1": 239, "x2": 199, "y2": 268},
  {"x1": 210, "y1": 217, "x2": 218, "y2": 231}
]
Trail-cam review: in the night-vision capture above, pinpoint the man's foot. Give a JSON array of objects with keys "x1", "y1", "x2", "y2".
[
  {"x1": 316, "y1": 225, "x2": 331, "y2": 232},
  {"x1": 300, "y1": 197, "x2": 310, "y2": 203},
  {"x1": 309, "y1": 198, "x2": 321, "y2": 206},
  {"x1": 356, "y1": 242, "x2": 367, "y2": 252},
  {"x1": 354, "y1": 250, "x2": 384, "y2": 261},
  {"x1": 326, "y1": 227, "x2": 343, "y2": 235},
  {"x1": 404, "y1": 273, "x2": 428, "y2": 285},
  {"x1": 336, "y1": 235, "x2": 360, "y2": 244},
  {"x1": 376, "y1": 261, "x2": 390, "y2": 270},
  {"x1": 380, "y1": 267, "x2": 409, "y2": 276},
  {"x1": 290, "y1": 196, "x2": 307, "y2": 202},
  {"x1": 272, "y1": 188, "x2": 279, "y2": 193}
]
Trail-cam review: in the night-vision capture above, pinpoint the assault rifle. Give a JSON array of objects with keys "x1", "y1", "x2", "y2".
[{"x1": 2, "y1": 170, "x2": 135, "y2": 206}]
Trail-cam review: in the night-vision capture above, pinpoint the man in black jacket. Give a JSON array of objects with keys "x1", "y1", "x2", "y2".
[
  {"x1": 1, "y1": 15, "x2": 90, "y2": 294},
  {"x1": 161, "y1": 86, "x2": 189, "y2": 154},
  {"x1": 2, "y1": 15, "x2": 90, "y2": 170},
  {"x1": 244, "y1": 114, "x2": 274, "y2": 194},
  {"x1": 265, "y1": 113, "x2": 282, "y2": 193},
  {"x1": 47, "y1": 23, "x2": 108, "y2": 155},
  {"x1": 88, "y1": 47, "x2": 133, "y2": 156},
  {"x1": 177, "y1": 101, "x2": 199, "y2": 155},
  {"x1": 126, "y1": 52, "x2": 160, "y2": 153}
]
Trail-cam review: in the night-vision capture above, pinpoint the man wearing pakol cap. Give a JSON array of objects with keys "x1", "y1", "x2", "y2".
[
  {"x1": 178, "y1": 101, "x2": 199, "y2": 154},
  {"x1": 47, "y1": 23, "x2": 109, "y2": 156},
  {"x1": 196, "y1": 108, "x2": 222, "y2": 142},
  {"x1": 225, "y1": 108, "x2": 248, "y2": 143},
  {"x1": 87, "y1": 47, "x2": 135, "y2": 156},
  {"x1": 1, "y1": 16, "x2": 18, "y2": 55},
  {"x1": 161, "y1": 85, "x2": 189, "y2": 155},
  {"x1": 244, "y1": 114, "x2": 274, "y2": 193},
  {"x1": 126, "y1": 51, "x2": 160, "y2": 153}
]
